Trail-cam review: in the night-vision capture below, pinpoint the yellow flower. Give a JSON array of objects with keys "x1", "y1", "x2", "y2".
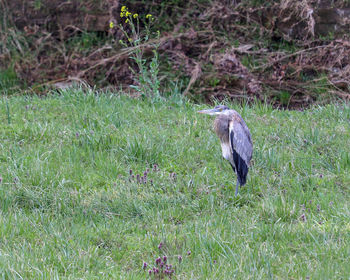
[
  {"x1": 133, "y1": 13, "x2": 138, "y2": 18},
  {"x1": 121, "y1": 6, "x2": 127, "y2": 12},
  {"x1": 125, "y1": 19, "x2": 129, "y2": 23},
  {"x1": 109, "y1": 21, "x2": 114, "y2": 29},
  {"x1": 120, "y1": 12, "x2": 124, "y2": 18},
  {"x1": 125, "y1": 11, "x2": 131, "y2": 17},
  {"x1": 146, "y1": 14, "x2": 152, "y2": 19}
]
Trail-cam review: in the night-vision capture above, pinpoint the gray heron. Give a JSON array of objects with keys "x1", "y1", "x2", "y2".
[{"x1": 198, "y1": 105, "x2": 253, "y2": 196}]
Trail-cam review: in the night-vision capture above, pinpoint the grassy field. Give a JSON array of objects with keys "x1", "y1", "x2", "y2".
[{"x1": 0, "y1": 88, "x2": 349, "y2": 279}]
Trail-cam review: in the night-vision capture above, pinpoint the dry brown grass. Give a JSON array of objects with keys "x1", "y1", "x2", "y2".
[{"x1": 1, "y1": 0, "x2": 350, "y2": 106}]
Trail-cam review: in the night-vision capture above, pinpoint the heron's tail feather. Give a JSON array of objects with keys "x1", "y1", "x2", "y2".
[{"x1": 232, "y1": 148, "x2": 248, "y2": 185}]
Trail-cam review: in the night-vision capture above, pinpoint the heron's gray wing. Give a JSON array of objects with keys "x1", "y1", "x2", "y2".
[
  {"x1": 229, "y1": 118, "x2": 253, "y2": 165},
  {"x1": 229, "y1": 118, "x2": 253, "y2": 185}
]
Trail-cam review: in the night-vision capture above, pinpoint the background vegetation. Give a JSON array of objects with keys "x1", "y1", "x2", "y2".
[{"x1": 1, "y1": 0, "x2": 350, "y2": 106}]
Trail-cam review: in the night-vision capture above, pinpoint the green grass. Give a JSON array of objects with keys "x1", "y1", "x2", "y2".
[
  {"x1": 0, "y1": 88, "x2": 349, "y2": 279},
  {"x1": 0, "y1": 68, "x2": 22, "y2": 95}
]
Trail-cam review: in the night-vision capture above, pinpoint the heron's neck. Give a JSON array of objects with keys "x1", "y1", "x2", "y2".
[{"x1": 214, "y1": 115, "x2": 230, "y2": 142}]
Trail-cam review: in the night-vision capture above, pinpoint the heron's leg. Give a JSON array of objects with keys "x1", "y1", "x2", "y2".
[{"x1": 235, "y1": 179, "x2": 239, "y2": 196}]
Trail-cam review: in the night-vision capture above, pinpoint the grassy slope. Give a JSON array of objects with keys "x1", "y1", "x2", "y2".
[{"x1": 0, "y1": 89, "x2": 349, "y2": 279}]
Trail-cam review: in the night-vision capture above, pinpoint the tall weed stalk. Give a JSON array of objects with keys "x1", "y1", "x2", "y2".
[{"x1": 115, "y1": 6, "x2": 161, "y2": 100}]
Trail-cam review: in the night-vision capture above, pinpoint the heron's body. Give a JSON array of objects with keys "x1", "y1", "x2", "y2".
[{"x1": 198, "y1": 106, "x2": 253, "y2": 195}]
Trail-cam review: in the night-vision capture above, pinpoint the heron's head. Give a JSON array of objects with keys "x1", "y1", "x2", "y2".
[{"x1": 197, "y1": 105, "x2": 230, "y2": 116}]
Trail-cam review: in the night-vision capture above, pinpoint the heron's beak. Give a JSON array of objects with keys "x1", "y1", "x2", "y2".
[{"x1": 197, "y1": 108, "x2": 221, "y2": 115}]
